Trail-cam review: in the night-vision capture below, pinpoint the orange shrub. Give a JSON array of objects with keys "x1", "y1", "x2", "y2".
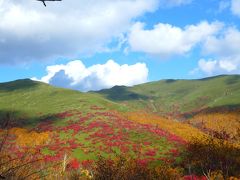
[
  {"x1": 9, "y1": 128, "x2": 50, "y2": 147},
  {"x1": 124, "y1": 112, "x2": 205, "y2": 141},
  {"x1": 189, "y1": 112, "x2": 240, "y2": 140}
]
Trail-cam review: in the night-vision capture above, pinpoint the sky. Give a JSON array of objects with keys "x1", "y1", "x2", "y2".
[{"x1": 0, "y1": 0, "x2": 240, "y2": 91}]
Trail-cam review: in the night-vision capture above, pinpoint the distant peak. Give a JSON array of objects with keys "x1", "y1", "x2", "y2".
[
  {"x1": 0, "y1": 78, "x2": 43, "y2": 92},
  {"x1": 112, "y1": 85, "x2": 127, "y2": 89}
]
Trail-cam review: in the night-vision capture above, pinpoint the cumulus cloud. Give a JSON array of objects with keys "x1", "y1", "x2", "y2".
[
  {"x1": 197, "y1": 58, "x2": 239, "y2": 75},
  {"x1": 194, "y1": 26, "x2": 240, "y2": 75},
  {"x1": 203, "y1": 27, "x2": 240, "y2": 57},
  {"x1": 128, "y1": 21, "x2": 222, "y2": 58},
  {"x1": 231, "y1": 0, "x2": 240, "y2": 17},
  {"x1": 32, "y1": 60, "x2": 149, "y2": 91},
  {"x1": 198, "y1": 59, "x2": 218, "y2": 75},
  {"x1": 0, "y1": 0, "x2": 158, "y2": 64}
]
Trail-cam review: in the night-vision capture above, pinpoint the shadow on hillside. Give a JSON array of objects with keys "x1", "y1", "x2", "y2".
[
  {"x1": 225, "y1": 75, "x2": 240, "y2": 85},
  {"x1": 0, "y1": 110, "x2": 61, "y2": 129},
  {"x1": 98, "y1": 86, "x2": 149, "y2": 101},
  {"x1": 164, "y1": 79, "x2": 177, "y2": 83},
  {"x1": 198, "y1": 74, "x2": 240, "y2": 82},
  {"x1": 0, "y1": 79, "x2": 40, "y2": 92},
  {"x1": 182, "y1": 104, "x2": 240, "y2": 119}
]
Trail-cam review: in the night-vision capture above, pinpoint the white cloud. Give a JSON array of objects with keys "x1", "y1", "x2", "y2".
[
  {"x1": 128, "y1": 21, "x2": 222, "y2": 58},
  {"x1": 203, "y1": 27, "x2": 240, "y2": 57},
  {"x1": 219, "y1": 59, "x2": 238, "y2": 71},
  {"x1": 193, "y1": 26, "x2": 240, "y2": 75},
  {"x1": 33, "y1": 60, "x2": 149, "y2": 91},
  {"x1": 196, "y1": 57, "x2": 239, "y2": 75},
  {"x1": 198, "y1": 59, "x2": 218, "y2": 75},
  {"x1": 231, "y1": 0, "x2": 240, "y2": 17},
  {"x1": 0, "y1": 0, "x2": 158, "y2": 64},
  {"x1": 183, "y1": 21, "x2": 240, "y2": 76}
]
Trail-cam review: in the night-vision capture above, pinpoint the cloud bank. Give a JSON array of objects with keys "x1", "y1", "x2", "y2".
[
  {"x1": 32, "y1": 60, "x2": 149, "y2": 91},
  {"x1": 0, "y1": 0, "x2": 158, "y2": 64}
]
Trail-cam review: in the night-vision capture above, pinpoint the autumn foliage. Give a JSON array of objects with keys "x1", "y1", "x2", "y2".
[
  {"x1": 1, "y1": 108, "x2": 240, "y2": 179},
  {"x1": 183, "y1": 130, "x2": 240, "y2": 179},
  {"x1": 9, "y1": 127, "x2": 50, "y2": 147},
  {"x1": 125, "y1": 111, "x2": 205, "y2": 141},
  {"x1": 189, "y1": 112, "x2": 240, "y2": 142},
  {"x1": 93, "y1": 155, "x2": 182, "y2": 180}
]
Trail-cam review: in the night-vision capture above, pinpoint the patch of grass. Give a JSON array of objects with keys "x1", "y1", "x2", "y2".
[
  {"x1": 72, "y1": 148, "x2": 97, "y2": 160},
  {"x1": 59, "y1": 130, "x2": 73, "y2": 140},
  {"x1": 41, "y1": 147, "x2": 55, "y2": 156}
]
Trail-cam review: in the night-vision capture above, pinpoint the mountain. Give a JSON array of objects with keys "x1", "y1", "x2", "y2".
[
  {"x1": 95, "y1": 75, "x2": 240, "y2": 115},
  {"x1": 1, "y1": 75, "x2": 240, "y2": 125},
  {"x1": 0, "y1": 78, "x2": 201, "y2": 163},
  {"x1": 0, "y1": 75, "x2": 239, "y2": 166}
]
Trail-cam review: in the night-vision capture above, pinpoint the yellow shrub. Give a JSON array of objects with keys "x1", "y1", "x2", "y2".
[
  {"x1": 9, "y1": 128, "x2": 50, "y2": 147},
  {"x1": 124, "y1": 112, "x2": 205, "y2": 141},
  {"x1": 189, "y1": 112, "x2": 240, "y2": 139}
]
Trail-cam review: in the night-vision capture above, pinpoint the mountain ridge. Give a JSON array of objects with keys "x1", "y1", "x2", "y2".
[
  {"x1": 95, "y1": 74, "x2": 240, "y2": 115},
  {"x1": 0, "y1": 74, "x2": 240, "y2": 118}
]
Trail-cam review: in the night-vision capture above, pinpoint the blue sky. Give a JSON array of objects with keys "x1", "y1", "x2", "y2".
[{"x1": 0, "y1": 0, "x2": 240, "y2": 91}]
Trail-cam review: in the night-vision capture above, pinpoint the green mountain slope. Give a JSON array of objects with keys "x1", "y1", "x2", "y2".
[
  {"x1": 1, "y1": 76, "x2": 236, "y2": 164},
  {"x1": 0, "y1": 79, "x2": 126, "y2": 126},
  {"x1": 95, "y1": 75, "x2": 240, "y2": 114},
  {"x1": 0, "y1": 79, "x2": 188, "y2": 163}
]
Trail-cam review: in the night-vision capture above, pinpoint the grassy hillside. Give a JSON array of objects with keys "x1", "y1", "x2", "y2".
[
  {"x1": 0, "y1": 79, "x2": 191, "y2": 165},
  {"x1": 0, "y1": 78, "x2": 239, "y2": 179},
  {"x1": 0, "y1": 77, "x2": 238, "y2": 167},
  {"x1": 0, "y1": 79, "x2": 127, "y2": 126},
  {"x1": 96, "y1": 75, "x2": 240, "y2": 115}
]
